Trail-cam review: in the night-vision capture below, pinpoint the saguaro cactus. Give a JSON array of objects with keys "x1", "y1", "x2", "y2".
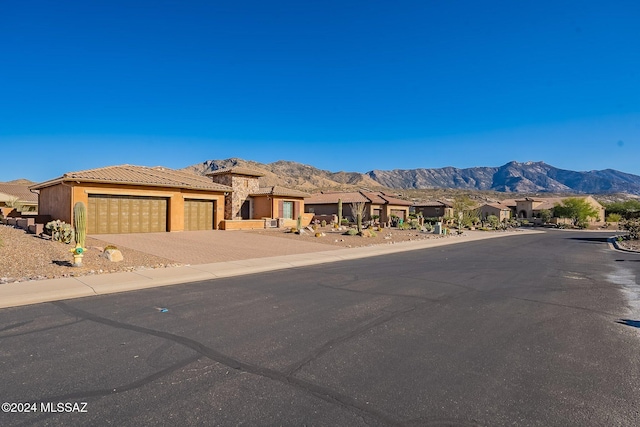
[
  {"x1": 338, "y1": 198, "x2": 343, "y2": 226},
  {"x1": 73, "y1": 201, "x2": 87, "y2": 248}
]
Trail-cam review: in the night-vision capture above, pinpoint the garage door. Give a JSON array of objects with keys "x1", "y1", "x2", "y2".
[
  {"x1": 88, "y1": 195, "x2": 167, "y2": 234},
  {"x1": 184, "y1": 199, "x2": 214, "y2": 231}
]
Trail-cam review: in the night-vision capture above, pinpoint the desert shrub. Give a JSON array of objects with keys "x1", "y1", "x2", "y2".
[
  {"x1": 606, "y1": 213, "x2": 622, "y2": 223},
  {"x1": 344, "y1": 228, "x2": 358, "y2": 236},
  {"x1": 487, "y1": 215, "x2": 500, "y2": 229},
  {"x1": 104, "y1": 244, "x2": 118, "y2": 251},
  {"x1": 341, "y1": 219, "x2": 350, "y2": 226},
  {"x1": 620, "y1": 219, "x2": 640, "y2": 240},
  {"x1": 321, "y1": 220, "x2": 327, "y2": 227}
]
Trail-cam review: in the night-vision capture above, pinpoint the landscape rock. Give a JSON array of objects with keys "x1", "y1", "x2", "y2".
[{"x1": 102, "y1": 249, "x2": 124, "y2": 262}]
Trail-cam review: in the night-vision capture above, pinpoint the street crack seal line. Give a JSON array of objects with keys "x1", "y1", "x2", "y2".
[
  {"x1": 51, "y1": 301, "x2": 403, "y2": 426},
  {"x1": 283, "y1": 306, "x2": 417, "y2": 376}
]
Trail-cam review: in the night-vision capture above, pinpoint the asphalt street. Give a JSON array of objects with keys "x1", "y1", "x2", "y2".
[{"x1": 1, "y1": 230, "x2": 639, "y2": 426}]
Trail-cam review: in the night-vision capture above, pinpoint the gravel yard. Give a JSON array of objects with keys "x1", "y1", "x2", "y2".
[
  {"x1": 0, "y1": 225, "x2": 180, "y2": 284},
  {"x1": 247, "y1": 225, "x2": 462, "y2": 248}
]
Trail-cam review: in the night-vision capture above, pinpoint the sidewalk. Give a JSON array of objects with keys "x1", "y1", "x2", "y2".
[{"x1": 0, "y1": 230, "x2": 544, "y2": 309}]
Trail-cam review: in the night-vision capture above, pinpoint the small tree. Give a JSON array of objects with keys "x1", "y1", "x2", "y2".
[
  {"x1": 487, "y1": 215, "x2": 500, "y2": 229},
  {"x1": 452, "y1": 196, "x2": 477, "y2": 229},
  {"x1": 539, "y1": 209, "x2": 552, "y2": 224},
  {"x1": 553, "y1": 198, "x2": 599, "y2": 227}
]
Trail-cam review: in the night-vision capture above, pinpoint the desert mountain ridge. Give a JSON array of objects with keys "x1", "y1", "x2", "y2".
[{"x1": 183, "y1": 158, "x2": 640, "y2": 197}]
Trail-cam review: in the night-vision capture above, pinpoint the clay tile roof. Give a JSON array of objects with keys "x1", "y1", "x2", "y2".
[
  {"x1": 206, "y1": 167, "x2": 265, "y2": 178},
  {"x1": 413, "y1": 200, "x2": 453, "y2": 208},
  {"x1": 30, "y1": 165, "x2": 233, "y2": 192},
  {"x1": 484, "y1": 202, "x2": 511, "y2": 209},
  {"x1": 0, "y1": 184, "x2": 39, "y2": 203},
  {"x1": 305, "y1": 191, "x2": 412, "y2": 206},
  {"x1": 361, "y1": 191, "x2": 387, "y2": 204},
  {"x1": 378, "y1": 193, "x2": 413, "y2": 206},
  {"x1": 251, "y1": 186, "x2": 310, "y2": 198},
  {"x1": 500, "y1": 199, "x2": 518, "y2": 207},
  {"x1": 305, "y1": 192, "x2": 369, "y2": 204}
]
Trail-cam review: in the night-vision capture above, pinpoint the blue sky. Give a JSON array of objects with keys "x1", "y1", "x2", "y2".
[{"x1": 1, "y1": 0, "x2": 639, "y2": 182}]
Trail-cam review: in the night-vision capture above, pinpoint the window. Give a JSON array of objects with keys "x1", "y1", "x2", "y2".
[{"x1": 282, "y1": 201, "x2": 293, "y2": 219}]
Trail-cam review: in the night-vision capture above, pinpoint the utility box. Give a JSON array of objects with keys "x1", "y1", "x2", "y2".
[{"x1": 434, "y1": 222, "x2": 443, "y2": 235}]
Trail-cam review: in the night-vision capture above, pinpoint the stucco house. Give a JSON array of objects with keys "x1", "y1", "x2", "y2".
[
  {"x1": 478, "y1": 202, "x2": 512, "y2": 222},
  {"x1": 207, "y1": 167, "x2": 309, "y2": 229},
  {"x1": 0, "y1": 184, "x2": 38, "y2": 217},
  {"x1": 31, "y1": 165, "x2": 232, "y2": 234},
  {"x1": 515, "y1": 196, "x2": 605, "y2": 223},
  {"x1": 305, "y1": 191, "x2": 412, "y2": 223},
  {"x1": 412, "y1": 201, "x2": 454, "y2": 219}
]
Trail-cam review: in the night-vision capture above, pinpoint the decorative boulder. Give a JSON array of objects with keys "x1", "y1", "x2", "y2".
[{"x1": 102, "y1": 249, "x2": 123, "y2": 262}]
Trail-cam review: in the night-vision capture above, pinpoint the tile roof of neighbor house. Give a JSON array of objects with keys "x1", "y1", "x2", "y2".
[
  {"x1": 0, "y1": 184, "x2": 39, "y2": 204},
  {"x1": 482, "y1": 202, "x2": 512, "y2": 210},
  {"x1": 533, "y1": 198, "x2": 567, "y2": 211},
  {"x1": 30, "y1": 165, "x2": 234, "y2": 192},
  {"x1": 205, "y1": 167, "x2": 265, "y2": 178},
  {"x1": 251, "y1": 186, "x2": 310, "y2": 198},
  {"x1": 500, "y1": 199, "x2": 518, "y2": 207},
  {"x1": 413, "y1": 200, "x2": 453, "y2": 208},
  {"x1": 305, "y1": 191, "x2": 412, "y2": 206}
]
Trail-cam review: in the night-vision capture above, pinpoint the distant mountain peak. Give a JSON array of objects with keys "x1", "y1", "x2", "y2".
[{"x1": 183, "y1": 159, "x2": 640, "y2": 195}]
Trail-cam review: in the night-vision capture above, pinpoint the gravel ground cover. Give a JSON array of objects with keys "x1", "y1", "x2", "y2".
[
  {"x1": 0, "y1": 225, "x2": 180, "y2": 284},
  {"x1": 248, "y1": 225, "x2": 466, "y2": 248}
]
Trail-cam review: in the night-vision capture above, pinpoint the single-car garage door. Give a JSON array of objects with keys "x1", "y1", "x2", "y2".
[
  {"x1": 88, "y1": 195, "x2": 168, "y2": 234},
  {"x1": 184, "y1": 199, "x2": 215, "y2": 231}
]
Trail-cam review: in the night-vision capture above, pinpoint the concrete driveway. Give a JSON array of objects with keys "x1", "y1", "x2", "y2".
[{"x1": 92, "y1": 230, "x2": 339, "y2": 264}]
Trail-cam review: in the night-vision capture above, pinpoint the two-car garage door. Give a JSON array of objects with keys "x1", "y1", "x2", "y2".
[
  {"x1": 87, "y1": 195, "x2": 215, "y2": 234},
  {"x1": 88, "y1": 195, "x2": 168, "y2": 234}
]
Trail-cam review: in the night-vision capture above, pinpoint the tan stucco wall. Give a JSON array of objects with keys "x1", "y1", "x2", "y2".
[
  {"x1": 220, "y1": 219, "x2": 265, "y2": 230},
  {"x1": 38, "y1": 184, "x2": 72, "y2": 223},
  {"x1": 272, "y1": 197, "x2": 305, "y2": 219},
  {"x1": 252, "y1": 196, "x2": 272, "y2": 219},
  {"x1": 38, "y1": 182, "x2": 225, "y2": 232}
]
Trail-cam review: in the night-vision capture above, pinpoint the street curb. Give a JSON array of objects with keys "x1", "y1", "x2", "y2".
[
  {"x1": 0, "y1": 230, "x2": 545, "y2": 310},
  {"x1": 608, "y1": 235, "x2": 640, "y2": 253}
]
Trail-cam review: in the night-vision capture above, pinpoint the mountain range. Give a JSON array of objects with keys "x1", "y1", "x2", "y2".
[{"x1": 184, "y1": 159, "x2": 640, "y2": 196}]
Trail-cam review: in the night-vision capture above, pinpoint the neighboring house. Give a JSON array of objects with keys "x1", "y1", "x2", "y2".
[
  {"x1": 305, "y1": 191, "x2": 412, "y2": 223},
  {"x1": 478, "y1": 203, "x2": 512, "y2": 222},
  {"x1": 515, "y1": 196, "x2": 605, "y2": 223},
  {"x1": 31, "y1": 165, "x2": 232, "y2": 234},
  {"x1": 207, "y1": 167, "x2": 309, "y2": 229},
  {"x1": 412, "y1": 201, "x2": 454, "y2": 219},
  {"x1": 0, "y1": 184, "x2": 39, "y2": 217}
]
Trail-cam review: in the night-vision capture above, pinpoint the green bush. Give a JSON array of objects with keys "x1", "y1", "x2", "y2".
[
  {"x1": 606, "y1": 213, "x2": 622, "y2": 223},
  {"x1": 321, "y1": 220, "x2": 327, "y2": 227},
  {"x1": 340, "y1": 219, "x2": 349, "y2": 226},
  {"x1": 344, "y1": 228, "x2": 358, "y2": 236},
  {"x1": 397, "y1": 222, "x2": 411, "y2": 230}
]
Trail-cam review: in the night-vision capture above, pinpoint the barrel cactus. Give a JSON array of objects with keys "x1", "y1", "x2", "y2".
[{"x1": 73, "y1": 202, "x2": 87, "y2": 248}]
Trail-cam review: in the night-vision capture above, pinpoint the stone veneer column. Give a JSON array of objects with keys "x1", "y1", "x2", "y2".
[
  {"x1": 210, "y1": 173, "x2": 260, "y2": 220},
  {"x1": 230, "y1": 176, "x2": 260, "y2": 219}
]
